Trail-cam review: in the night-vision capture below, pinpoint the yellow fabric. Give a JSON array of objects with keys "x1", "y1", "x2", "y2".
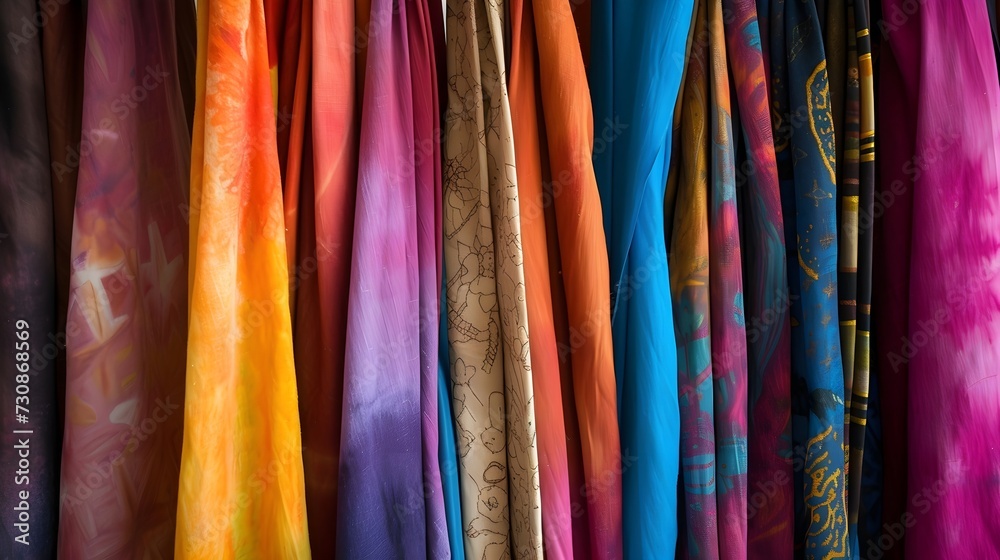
[{"x1": 175, "y1": 0, "x2": 311, "y2": 557}]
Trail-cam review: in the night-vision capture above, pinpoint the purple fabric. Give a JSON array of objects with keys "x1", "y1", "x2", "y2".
[{"x1": 336, "y1": 0, "x2": 427, "y2": 555}]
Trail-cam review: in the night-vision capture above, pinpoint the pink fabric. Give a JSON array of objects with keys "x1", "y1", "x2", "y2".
[{"x1": 882, "y1": 1, "x2": 1000, "y2": 557}]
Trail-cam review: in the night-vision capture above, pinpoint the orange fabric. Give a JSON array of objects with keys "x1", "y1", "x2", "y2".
[
  {"x1": 176, "y1": 0, "x2": 310, "y2": 556},
  {"x1": 533, "y1": 0, "x2": 624, "y2": 555},
  {"x1": 509, "y1": 0, "x2": 575, "y2": 557}
]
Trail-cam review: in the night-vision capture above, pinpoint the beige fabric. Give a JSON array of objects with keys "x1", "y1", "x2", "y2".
[{"x1": 444, "y1": 0, "x2": 543, "y2": 557}]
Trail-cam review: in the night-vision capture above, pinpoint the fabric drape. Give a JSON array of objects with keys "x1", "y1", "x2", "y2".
[
  {"x1": 705, "y1": 1, "x2": 749, "y2": 556},
  {"x1": 296, "y1": 0, "x2": 358, "y2": 554},
  {"x1": 444, "y1": 0, "x2": 545, "y2": 556},
  {"x1": 846, "y1": 0, "x2": 875, "y2": 552},
  {"x1": 335, "y1": 0, "x2": 427, "y2": 554},
  {"x1": 509, "y1": 0, "x2": 575, "y2": 556},
  {"x1": 591, "y1": 0, "x2": 695, "y2": 556},
  {"x1": 40, "y1": 0, "x2": 87, "y2": 415},
  {"x1": 671, "y1": 3, "x2": 720, "y2": 557},
  {"x1": 175, "y1": 0, "x2": 311, "y2": 555},
  {"x1": 881, "y1": 1, "x2": 1000, "y2": 557},
  {"x1": 58, "y1": 2, "x2": 191, "y2": 557},
  {"x1": 722, "y1": 1, "x2": 794, "y2": 557},
  {"x1": 780, "y1": 0, "x2": 848, "y2": 556},
  {"x1": 534, "y1": 0, "x2": 626, "y2": 555},
  {"x1": 0, "y1": 3, "x2": 61, "y2": 557}
]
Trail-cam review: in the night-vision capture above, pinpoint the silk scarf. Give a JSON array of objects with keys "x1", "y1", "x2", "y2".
[
  {"x1": 407, "y1": 0, "x2": 449, "y2": 555},
  {"x1": 706, "y1": 1, "x2": 749, "y2": 556},
  {"x1": 295, "y1": 0, "x2": 358, "y2": 554},
  {"x1": 0, "y1": 3, "x2": 60, "y2": 557},
  {"x1": 175, "y1": 0, "x2": 310, "y2": 555},
  {"x1": 509, "y1": 1, "x2": 575, "y2": 556},
  {"x1": 591, "y1": 0, "x2": 694, "y2": 556},
  {"x1": 335, "y1": 0, "x2": 428, "y2": 554},
  {"x1": 721, "y1": 1, "x2": 794, "y2": 556},
  {"x1": 779, "y1": 0, "x2": 848, "y2": 556},
  {"x1": 671, "y1": 3, "x2": 720, "y2": 556},
  {"x1": 846, "y1": 0, "x2": 874, "y2": 552},
  {"x1": 444, "y1": 0, "x2": 544, "y2": 555},
  {"x1": 534, "y1": 0, "x2": 626, "y2": 555},
  {"x1": 882, "y1": 1, "x2": 1000, "y2": 557},
  {"x1": 58, "y1": 2, "x2": 191, "y2": 557}
]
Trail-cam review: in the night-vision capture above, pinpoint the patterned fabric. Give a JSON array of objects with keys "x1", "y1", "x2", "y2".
[
  {"x1": 881, "y1": 1, "x2": 1000, "y2": 557},
  {"x1": 176, "y1": 0, "x2": 311, "y2": 555},
  {"x1": 58, "y1": 2, "x2": 190, "y2": 557},
  {"x1": 781, "y1": 0, "x2": 849, "y2": 556},
  {"x1": 509, "y1": 0, "x2": 575, "y2": 556},
  {"x1": 722, "y1": 1, "x2": 794, "y2": 557},
  {"x1": 846, "y1": 0, "x2": 874, "y2": 552},
  {"x1": 838, "y1": 0, "x2": 860, "y2": 467},
  {"x1": 444, "y1": 0, "x2": 543, "y2": 555},
  {"x1": 706, "y1": 0, "x2": 750, "y2": 556},
  {"x1": 0, "y1": 3, "x2": 60, "y2": 557},
  {"x1": 591, "y1": 0, "x2": 694, "y2": 556},
  {"x1": 671, "y1": 2, "x2": 720, "y2": 556}
]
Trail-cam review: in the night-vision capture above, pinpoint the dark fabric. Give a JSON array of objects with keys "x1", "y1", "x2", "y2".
[
  {"x1": 40, "y1": 0, "x2": 86, "y2": 444},
  {"x1": 1, "y1": 2, "x2": 61, "y2": 557}
]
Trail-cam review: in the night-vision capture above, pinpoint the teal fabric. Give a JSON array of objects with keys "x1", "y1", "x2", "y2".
[
  {"x1": 591, "y1": 1, "x2": 694, "y2": 556},
  {"x1": 437, "y1": 281, "x2": 464, "y2": 560}
]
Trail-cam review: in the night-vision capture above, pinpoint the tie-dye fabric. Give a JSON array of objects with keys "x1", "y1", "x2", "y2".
[
  {"x1": 58, "y1": 2, "x2": 190, "y2": 557},
  {"x1": 671, "y1": 3, "x2": 719, "y2": 556},
  {"x1": 706, "y1": 1, "x2": 749, "y2": 556},
  {"x1": 406, "y1": 0, "x2": 449, "y2": 555},
  {"x1": 721, "y1": 1, "x2": 794, "y2": 557},
  {"x1": 591, "y1": 0, "x2": 694, "y2": 556},
  {"x1": 881, "y1": 1, "x2": 1000, "y2": 557},
  {"x1": 175, "y1": 0, "x2": 311, "y2": 555},
  {"x1": 336, "y1": 0, "x2": 427, "y2": 554}
]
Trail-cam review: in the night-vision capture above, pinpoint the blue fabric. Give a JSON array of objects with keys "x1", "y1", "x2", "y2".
[
  {"x1": 590, "y1": 1, "x2": 694, "y2": 557},
  {"x1": 780, "y1": 0, "x2": 849, "y2": 557},
  {"x1": 437, "y1": 277, "x2": 464, "y2": 560}
]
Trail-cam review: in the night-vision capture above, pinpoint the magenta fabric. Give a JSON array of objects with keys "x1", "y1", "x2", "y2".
[{"x1": 880, "y1": 0, "x2": 1000, "y2": 557}]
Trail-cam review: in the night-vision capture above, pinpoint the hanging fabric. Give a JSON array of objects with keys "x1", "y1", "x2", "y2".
[
  {"x1": 671, "y1": 2, "x2": 720, "y2": 556},
  {"x1": 335, "y1": 0, "x2": 428, "y2": 554},
  {"x1": 880, "y1": 1, "x2": 1000, "y2": 557},
  {"x1": 0, "y1": 3, "x2": 61, "y2": 557},
  {"x1": 591, "y1": 0, "x2": 695, "y2": 556},
  {"x1": 175, "y1": 0, "x2": 310, "y2": 555},
  {"x1": 58, "y1": 2, "x2": 191, "y2": 557},
  {"x1": 509, "y1": 0, "x2": 575, "y2": 556},
  {"x1": 722, "y1": 1, "x2": 795, "y2": 557},
  {"x1": 705, "y1": 0, "x2": 750, "y2": 556}
]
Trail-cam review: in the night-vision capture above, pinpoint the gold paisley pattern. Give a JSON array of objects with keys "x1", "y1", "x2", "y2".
[{"x1": 806, "y1": 61, "x2": 836, "y2": 185}]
